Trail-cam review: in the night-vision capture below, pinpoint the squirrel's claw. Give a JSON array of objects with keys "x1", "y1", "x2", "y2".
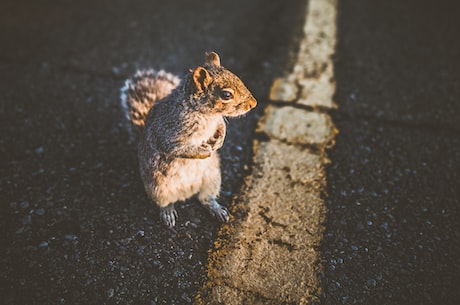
[
  {"x1": 160, "y1": 205, "x2": 178, "y2": 227},
  {"x1": 208, "y1": 200, "x2": 230, "y2": 223}
]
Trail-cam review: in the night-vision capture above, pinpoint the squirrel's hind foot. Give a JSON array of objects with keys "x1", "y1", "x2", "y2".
[
  {"x1": 206, "y1": 199, "x2": 230, "y2": 223},
  {"x1": 160, "y1": 204, "x2": 178, "y2": 228}
]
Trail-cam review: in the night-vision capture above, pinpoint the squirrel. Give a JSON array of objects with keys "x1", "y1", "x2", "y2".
[{"x1": 120, "y1": 52, "x2": 257, "y2": 227}]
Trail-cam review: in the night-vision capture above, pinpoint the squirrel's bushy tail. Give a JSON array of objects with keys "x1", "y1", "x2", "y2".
[{"x1": 120, "y1": 69, "x2": 180, "y2": 138}]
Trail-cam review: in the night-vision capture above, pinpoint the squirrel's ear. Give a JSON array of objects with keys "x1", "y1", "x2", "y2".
[
  {"x1": 204, "y1": 51, "x2": 221, "y2": 67},
  {"x1": 192, "y1": 66, "x2": 212, "y2": 92}
]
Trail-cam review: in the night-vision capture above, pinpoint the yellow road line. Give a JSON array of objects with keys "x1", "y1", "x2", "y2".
[{"x1": 196, "y1": 0, "x2": 338, "y2": 303}]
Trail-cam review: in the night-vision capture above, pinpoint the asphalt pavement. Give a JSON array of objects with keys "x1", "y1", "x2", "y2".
[
  {"x1": 321, "y1": 0, "x2": 460, "y2": 304},
  {"x1": 1, "y1": 0, "x2": 459, "y2": 305},
  {"x1": 0, "y1": 0, "x2": 305, "y2": 304}
]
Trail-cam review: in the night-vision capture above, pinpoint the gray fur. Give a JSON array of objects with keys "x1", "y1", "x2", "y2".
[
  {"x1": 120, "y1": 69, "x2": 180, "y2": 141},
  {"x1": 120, "y1": 52, "x2": 257, "y2": 227}
]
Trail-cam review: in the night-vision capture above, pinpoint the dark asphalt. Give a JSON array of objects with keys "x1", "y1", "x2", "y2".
[
  {"x1": 322, "y1": 0, "x2": 460, "y2": 304},
  {"x1": 1, "y1": 0, "x2": 459, "y2": 305},
  {"x1": 0, "y1": 0, "x2": 305, "y2": 304}
]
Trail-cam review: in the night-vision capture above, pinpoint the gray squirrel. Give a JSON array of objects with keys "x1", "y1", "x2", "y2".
[{"x1": 120, "y1": 52, "x2": 257, "y2": 227}]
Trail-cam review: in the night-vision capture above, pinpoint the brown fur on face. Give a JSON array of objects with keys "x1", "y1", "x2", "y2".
[{"x1": 188, "y1": 52, "x2": 257, "y2": 116}]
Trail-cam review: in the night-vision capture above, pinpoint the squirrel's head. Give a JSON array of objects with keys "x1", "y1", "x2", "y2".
[{"x1": 188, "y1": 52, "x2": 257, "y2": 117}]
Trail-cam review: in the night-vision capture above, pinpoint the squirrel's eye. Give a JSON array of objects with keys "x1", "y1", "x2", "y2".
[{"x1": 220, "y1": 89, "x2": 234, "y2": 100}]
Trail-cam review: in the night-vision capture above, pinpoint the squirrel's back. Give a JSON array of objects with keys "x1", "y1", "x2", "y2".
[{"x1": 120, "y1": 69, "x2": 180, "y2": 137}]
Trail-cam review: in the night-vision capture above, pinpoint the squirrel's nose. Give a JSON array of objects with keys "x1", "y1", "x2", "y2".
[{"x1": 248, "y1": 97, "x2": 257, "y2": 109}]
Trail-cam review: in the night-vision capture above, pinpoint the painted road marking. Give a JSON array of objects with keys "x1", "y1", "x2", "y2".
[{"x1": 196, "y1": 0, "x2": 338, "y2": 304}]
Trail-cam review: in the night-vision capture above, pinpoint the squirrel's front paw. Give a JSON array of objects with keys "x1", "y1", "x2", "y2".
[
  {"x1": 207, "y1": 129, "x2": 224, "y2": 150},
  {"x1": 176, "y1": 144, "x2": 212, "y2": 159},
  {"x1": 160, "y1": 204, "x2": 178, "y2": 227}
]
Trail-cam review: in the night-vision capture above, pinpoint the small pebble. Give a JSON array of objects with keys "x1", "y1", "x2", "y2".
[
  {"x1": 181, "y1": 293, "x2": 192, "y2": 303},
  {"x1": 35, "y1": 147, "x2": 45, "y2": 154},
  {"x1": 112, "y1": 66, "x2": 121, "y2": 75},
  {"x1": 64, "y1": 234, "x2": 77, "y2": 241},
  {"x1": 19, "y1": 201, "x2": 30, "y2": 209},
  {"x1": 152, "y1": 260, "x2": 161, "y2": 267},
  {"x1": 366, "y1": 279, "x2": 377, "y2": 287}
]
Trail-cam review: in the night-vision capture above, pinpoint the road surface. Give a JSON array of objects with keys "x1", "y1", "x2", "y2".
[{"x1": 1, "y1": 0, "x2": 459, "y2": 304}]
